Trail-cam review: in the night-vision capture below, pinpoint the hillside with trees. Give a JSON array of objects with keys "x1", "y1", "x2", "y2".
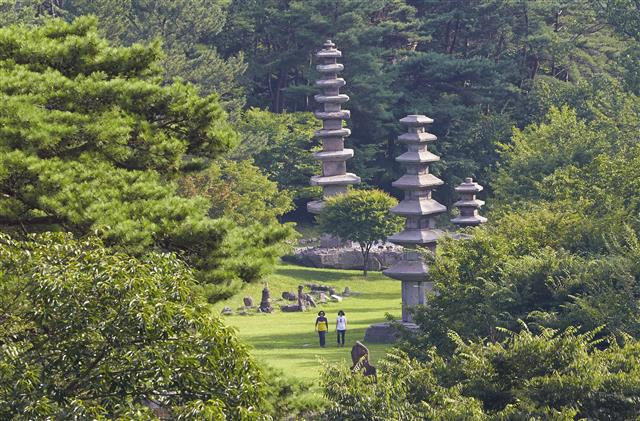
[{"x1": 1, "y1": 0, "x2": 640, "y2": 419}]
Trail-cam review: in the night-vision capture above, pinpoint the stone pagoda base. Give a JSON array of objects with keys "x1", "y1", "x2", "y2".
[{"x1": 363, "y1": 321, "x2": 419, "y2": 344}]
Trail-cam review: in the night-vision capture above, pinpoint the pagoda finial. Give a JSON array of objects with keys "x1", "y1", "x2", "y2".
[
  {"x1": 451, "y1": 177, "x2": 487, "y2": 227},
  {"x1": 307, "y1": 41, "x2": 360, "y2": 217}
]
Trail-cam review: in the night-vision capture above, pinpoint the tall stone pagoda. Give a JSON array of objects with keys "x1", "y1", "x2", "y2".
[
  {"x1": 307, "y1": 40, "x2": 360, "y2": 241},
  {"x1": 451, "y1": 178, "x2": 487, "y2": 227},
  {"x1": 384, "y1": 114, "x2": 446, "y2": 324}
]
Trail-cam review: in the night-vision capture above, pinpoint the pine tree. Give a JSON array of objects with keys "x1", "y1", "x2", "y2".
[{"x1": 0, "y1": 17, "x2": 293, "y2": 300}]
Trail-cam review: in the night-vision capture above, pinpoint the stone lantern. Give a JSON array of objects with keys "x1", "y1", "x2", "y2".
[
  {"x1": 451, "y1": 178, "x2": 487, "y2": 227},
  {"x1": 307, "y1": 40, "x2": 360, "y2": 247}
]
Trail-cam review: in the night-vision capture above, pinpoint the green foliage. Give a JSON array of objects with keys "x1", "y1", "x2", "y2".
[
  {"x1": 59, "y1": 0, "x2": 247, "y2": 113},
  {"x1": 0, "y1": 17, "x2": 292, "y2": 301},
  {"x1": 219, "y1": 0, "x2": 422, "y2": 187},
  {"x1": 323, "y1": 327, "x2": 640, "y2": 419},
  {"x1": 318, "y1": 189, "x2": 403, "y2": 276},
  {"x1": 260, "y1": 366, "x2": 327, "y2": 419},
  {"x1": 0, "y1": 233, "x2": 267, "y2": 419},
  {"x1": 232, "y1": 108, "x2": 320, "y2": 201},
  {"x1": 494, "y1": 89, "x2": 640, "y2": 250},
  {"x1": 180, "y1": 158, "x2": 294, "y2": 226},
  {"x1": 494, "y1": 106, "x2": 605, "y2": 203},
  {"x1": 0, "y1": 0, "x2": 54, "y2": 25},
  {"x1": 216, "y1": 0, "x2": 631, "y2": 204},
  {"x1": 404, "y1": 217, "x2": 640, "y2": 354}
]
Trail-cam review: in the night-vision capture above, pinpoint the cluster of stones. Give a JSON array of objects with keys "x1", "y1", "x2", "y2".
[
  {"x1": 383, "y1": 115, "x2": 446, "y2": 324},
  {"x1": 451, "y1": 177, "x2": 487, "y2": 227},
  {"x1": 307, "y1": 40, "x2": 360, "y2": 216}
]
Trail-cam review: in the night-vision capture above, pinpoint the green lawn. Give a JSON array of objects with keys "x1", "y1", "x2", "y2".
[{"x1": 212, "y1": 264, "x2": 400, "y2": 386}]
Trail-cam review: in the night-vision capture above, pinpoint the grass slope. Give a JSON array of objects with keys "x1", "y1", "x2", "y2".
[{"x1": 213, "y1": 264, "x2": 400, "y2": 384}]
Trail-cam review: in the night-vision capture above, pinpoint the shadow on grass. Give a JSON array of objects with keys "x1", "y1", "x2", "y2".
[
  {"x1": 347, "y1": 291, "x2": 400, "y2": 301},
  {"x1": 275, "y1": 265, "x2": 387, "y2": 283},
  {"x1": 316, "y1": 307, "x2": 398, "y2": 315},
  {"x1": 245, "y1": 319, "x2": 393, "y2": 348}
]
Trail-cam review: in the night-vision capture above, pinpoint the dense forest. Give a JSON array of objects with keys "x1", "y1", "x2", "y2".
[{"x1": 1, "y1": 0, "x2": 640, "y2": 419}]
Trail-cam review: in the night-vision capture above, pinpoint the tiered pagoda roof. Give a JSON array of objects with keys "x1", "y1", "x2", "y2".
[
  {"x1": 307, "y1": 40, "x2": 360, "y2": 215},
  {"x1": 451, "y1": 177, "x2": 487, "y2": 227},
  {"x1": 384, "y1": 115, "x2": 446, "y2": 284}
]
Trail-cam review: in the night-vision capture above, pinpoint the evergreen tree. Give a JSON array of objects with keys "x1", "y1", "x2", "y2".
[{"x1": 0, "y1": 17, "x2": 293, "y2": 300}]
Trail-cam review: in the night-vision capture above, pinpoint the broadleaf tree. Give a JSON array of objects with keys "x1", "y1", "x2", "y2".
[
  {"x1": 318, "y1": 189, "x2": 403, "y2": 276},
  {"x1": 0, "y1": 233, "x2": 267, "y2": 419},
  {"x1": 322, "y1": 327, "x2": 640, "y2": 419}
]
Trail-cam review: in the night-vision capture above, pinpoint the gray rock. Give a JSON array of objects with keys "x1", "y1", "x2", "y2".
[
  {"x1": 328, "y1": 287, "x2": 336, "y2": 296},
  {"x1": 343, "y1": 286, "x2": 351, "y2": 296},
  {"x1": 330, "y1": 294, "x2": 342, "y2": 302},
  {"x1": 221, "y1": 306, "x2": 233, "y2": 316},
  {"x1": 284, "y1": 243, "x2": 402, "y2": 271},
  {"x1": 282, "y1": 291, "x2": 296, "y2": 301},
  {"x1": 306, "y1": 283, "x2": 331, "y2": 292},
  {"x1": 280, "y1": 304, "x2": 304, "y2": 312},
  {"x1": 364, "y1": 322, "x2": 403, "y2": 343},
  {"x1": 296, "y1": 285, "x2": 306, "y2": 311},
  {"x1": 243, "y1": 296, "x2": 254, "y2": 307}
]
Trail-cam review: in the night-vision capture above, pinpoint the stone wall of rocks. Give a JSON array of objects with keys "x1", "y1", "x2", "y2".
[{"x1": 283, "y1": 243, "x2": 403, "y2": 271}]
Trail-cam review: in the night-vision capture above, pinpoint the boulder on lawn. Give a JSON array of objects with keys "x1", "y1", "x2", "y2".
[
  {"x1": 282, "y1": 291, "x2": 296, "y2": 301},
  {"x1": 328, "y1": 287, "x2": 336, "y2": 296},
  {"x1": 221, "y1": 306, "x2": 233, "y2": 316},
  {"x1": 343, "y1": 286, "x2": 351, "y2": 296},
  {"x1": 307, "y1": 283, "x2": 331, "y2": 292},
  {"x1": 330, "y1": 294, "x2": 343, "y2": 302},
  {"x1": 243, "y1": 296, "x2": 254, "y2": 307}
]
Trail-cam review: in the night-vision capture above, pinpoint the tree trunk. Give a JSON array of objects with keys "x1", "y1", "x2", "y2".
[
  {"x1": 449, "y1": 17, "x2": 460, "y2": 54},
  {"x1": 361, "y1": 243, "x2": 372, "y2": 277}
]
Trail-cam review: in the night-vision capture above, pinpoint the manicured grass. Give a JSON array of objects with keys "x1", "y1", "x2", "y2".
[{"x1": 212, "y1": 263, "x2": 400, "y2": 386}]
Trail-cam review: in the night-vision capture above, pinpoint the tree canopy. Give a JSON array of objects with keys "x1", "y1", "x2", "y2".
[
  {"x1": 323, "y1": 327, "x2": 640, "y2": 419},
  {"x1": 0, "y1": 233, "x2": 266, "y2": 419},
  {"x1": 318, "y1": 189, "x2": 403, "y2": 276},
  {"x1": 0, "y1": 17, "x2": 293, "y2": 300}
]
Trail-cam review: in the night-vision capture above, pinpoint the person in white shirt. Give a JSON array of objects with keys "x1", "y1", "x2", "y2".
[{"x1": 336, "y1": 310, "x2": 347, "y2": 347}]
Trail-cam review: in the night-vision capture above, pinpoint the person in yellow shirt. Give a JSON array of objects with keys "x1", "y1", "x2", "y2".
[{"x1": 315, "y1": 311, "x2": 329, "y2": 347}]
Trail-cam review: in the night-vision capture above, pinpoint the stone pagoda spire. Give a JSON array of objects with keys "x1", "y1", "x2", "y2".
[
  {"x1": 307, "y1": 40, "x2": 360, "y2": 217},
  {"x1": 383, "y1": 115, "x2": 446, "y2": 324},
  {"x1": 451, "y1": 178, "x2": 487, "y2": 227}
]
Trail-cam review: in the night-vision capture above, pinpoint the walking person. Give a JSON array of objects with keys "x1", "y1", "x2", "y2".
[
  {"x1": 336, "y1": 310, "x2": 347, "y2": 347},
  {"x1": 315, "y1": 311, "x2": 329, "y2": 347}
]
